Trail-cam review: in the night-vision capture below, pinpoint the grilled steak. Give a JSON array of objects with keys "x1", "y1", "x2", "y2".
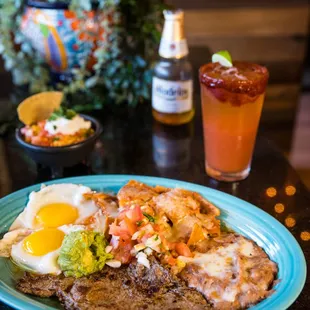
[
  {"x1": 17, "y1": 273, "x2": 75, "y2": 298},
  {"x1": 17, "y1": 257, "x2": 210, "y2": 310}
]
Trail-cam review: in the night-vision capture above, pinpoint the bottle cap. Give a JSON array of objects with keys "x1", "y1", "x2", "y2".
[
  {"x1": 163, "y1": 10, "x2": 184, "y2": 21},
  {"x1": 159, "y1": 9, "x2": 188, "y2": 59}
]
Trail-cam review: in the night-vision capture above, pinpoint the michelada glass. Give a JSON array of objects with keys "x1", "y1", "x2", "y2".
[{"x1": 199, "y1": 61, "x2": 269, "y2": 181}]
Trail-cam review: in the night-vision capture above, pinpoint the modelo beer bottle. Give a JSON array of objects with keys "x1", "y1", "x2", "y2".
[{"x1": 152, "y1": 10, "x2": 194, "y2": 125}]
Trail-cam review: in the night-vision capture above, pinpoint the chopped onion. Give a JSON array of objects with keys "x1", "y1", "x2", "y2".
[
  {"x1": 110, "y1": 235, "x2": 120, "y2": 248},
  {"x1": 145, "y1": 235, "x2": 161, "y2": 252},
  {"x1": 143, "y1": 224, "x2": 154, "y2": 233},
  {"x1": 105, "y1": 245, "x2": 113, "y2": 253},
  {"x1": 144, "y1": 247, "x2": 153, "y2": 256},
  {"x1": 132, "y1": 230, "x2": 141, "y2": 240},
  {"x1": 136, "y1": 252, "x2": 150, "y2": 269},
  {"x1": 106, "y1": 260, "x2": 121, "y2": 268},
  {"x1": 134, "y1": 243, "x2": 146, "y2": 252}
]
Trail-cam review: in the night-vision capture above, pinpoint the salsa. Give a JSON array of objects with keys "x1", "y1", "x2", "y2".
[{"x1": 21, "y1": 119, "x2": 94, "y2": 147}]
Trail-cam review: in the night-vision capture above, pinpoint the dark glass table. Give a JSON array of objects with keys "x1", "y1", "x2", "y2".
[{"x1": 0, "y1": 95, "x2": 309, "y2": 309}]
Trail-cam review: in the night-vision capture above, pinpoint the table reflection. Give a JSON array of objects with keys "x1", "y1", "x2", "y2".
[{"x1": 152, "y1": 121, "x2": 193, "y2": 174}]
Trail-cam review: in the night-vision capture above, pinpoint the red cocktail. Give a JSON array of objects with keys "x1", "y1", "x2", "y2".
[{"x1": 199, "y1": 61, "x2": 269, "y2": 181}]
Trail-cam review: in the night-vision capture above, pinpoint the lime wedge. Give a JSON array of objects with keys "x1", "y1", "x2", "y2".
[{"x1": 212, "y1": 50, "x2": 233, "y2": 67}]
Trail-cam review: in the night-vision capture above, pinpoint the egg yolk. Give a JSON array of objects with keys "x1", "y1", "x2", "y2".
[
  {"x1": 23, "y1": 228, "x2": 65, "y2": 256},
  {"x1": 35, "y1": 203, "x2": 79, "y2": 228}
]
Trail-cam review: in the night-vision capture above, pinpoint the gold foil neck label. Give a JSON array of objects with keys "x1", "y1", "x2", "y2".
[
  {"x1": 159, "y1": 9, "x2": 187, "y2": 58},
  {"x1": 163, "y1": 10, "x2": 184, "y2": 21},
  {"x1": 159, "y1": 38, "x2": 188, "y2": 59}
]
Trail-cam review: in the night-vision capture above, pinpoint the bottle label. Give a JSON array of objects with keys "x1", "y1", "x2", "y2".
[
  {"x1": 152, "y1": 77, "x2": 193, "y2": 113},
  {"x1": 159, "y1": 39, "x2": 189, "y2": 59}
]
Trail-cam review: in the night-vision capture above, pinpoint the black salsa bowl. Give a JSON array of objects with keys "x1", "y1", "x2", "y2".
[{"x1": 15, "y1": 114, "x2": 103, "y2": 169}]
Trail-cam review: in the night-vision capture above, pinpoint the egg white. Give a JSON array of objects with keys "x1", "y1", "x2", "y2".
[
  {"x1": 10, "y1": 184, "x2": 99, "y2": 230},
  {"x1": 10, "y1": 225, "x2": 86, "y2": 275}
]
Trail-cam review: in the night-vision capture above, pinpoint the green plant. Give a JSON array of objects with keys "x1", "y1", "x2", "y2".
[{"x1": 0, "y1": 0, "x2": 166, "y2": 110}]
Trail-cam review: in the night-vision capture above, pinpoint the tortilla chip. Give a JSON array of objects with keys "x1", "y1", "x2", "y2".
[{"x1": 17, "y1": 91, "x2": 63, "y2": 125}]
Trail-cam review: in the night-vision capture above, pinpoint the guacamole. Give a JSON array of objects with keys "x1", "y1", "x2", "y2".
[{"x1": 58, "y1": 231, "x2": 113, "y2": 278}]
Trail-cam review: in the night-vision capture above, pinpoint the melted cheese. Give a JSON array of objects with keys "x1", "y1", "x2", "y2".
[
  {"x1": 240, "y1": 240, "x2": 254, "y2": 256},
  {"x1": 179, "y1": 238, "x2": 256, "y2": 305},
  {"x1": 222, "y1": 288, "x2": 238, "y2": 302},
  {"x1": 180, "y1": 242, "x2": 241, "y2": 279}
]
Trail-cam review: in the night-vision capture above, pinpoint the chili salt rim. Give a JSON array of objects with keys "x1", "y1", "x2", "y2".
[{"x1": 199, "y1": 61, "x2": 269, "y2": 96}]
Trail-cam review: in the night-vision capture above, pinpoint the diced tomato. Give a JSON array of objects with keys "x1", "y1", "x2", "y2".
[
  {"x1": 153, "y1": 224, "x2": 160, "y2": 231},
  {"x1": 123, "y1": 216, "x2": 137, "y2": 235},
  {"x1": 166, "y1": 255, "x2": 177, "y2": 266},
  {"x1": 168, "y1": 242, "x2": 176, "y2": 250},
  {"x1": 21, "y1": 127, "x2": 31, "y2": 136},
  {"x1": 119, "y1": 219, "x2": 127, "y2": 229},
  {"x1": 175, "y1": 242, "x2": 192, "y2": 257},
  {"x1": 38, "y1": 120, "x2": 46, "y2": 129},
  {"x1": 111, "y1": 238, "x2": 133, "y2": 264},
  {"x1": 118, "y1": 209, "x2": 127, "y2": 220},
  {"x1": 126, "y1": 206, "x2": 143, "y2": 222},
  {"x1": 187, "y1": 223, "x2": 205, "y2": 246},
  {"x1": 109, "y1": 221, "x2": 131, "y2": 240},
  {"x1": 31, "y1": 136, "x2": 49, "y2": 146}
]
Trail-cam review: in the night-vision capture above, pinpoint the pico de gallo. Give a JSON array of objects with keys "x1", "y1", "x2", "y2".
[
  {"x1": 21, "y1": 107, "x2": 94, "y2": 147},
  {"x1": 108, "y1": 204, "x2": 196, "y2": 272}
]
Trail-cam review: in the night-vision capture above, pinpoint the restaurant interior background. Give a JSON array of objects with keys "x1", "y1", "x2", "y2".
[{"x1": 0, "y1": 0, "x2": 310, "y2": 187}]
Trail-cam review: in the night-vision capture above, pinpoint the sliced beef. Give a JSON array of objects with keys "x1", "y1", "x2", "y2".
[
  {"x1": 17, "y1": 258, "x2": 210, "y2": 310},
  {"x1": 58, "y1": 265, "x2": 209, "y2": 310},
  {"x1": 57, "y1": 268, "x2": 136, "y2": 310},
  {"x1": 127, "y1": 256, "x2": 177, "y2": 295},
  {"x1": 17, "y1": 273, "x2": 75, "y2": 298}
]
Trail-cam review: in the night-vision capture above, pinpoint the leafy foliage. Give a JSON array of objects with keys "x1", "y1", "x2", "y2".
[{"x1": 0, "y1": 0, "x2": 166, "y2": 110}]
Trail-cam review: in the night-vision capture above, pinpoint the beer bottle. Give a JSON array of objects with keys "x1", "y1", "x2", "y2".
[{"x1": 152, "y1": 10, "x2": 194, "y2": 125}]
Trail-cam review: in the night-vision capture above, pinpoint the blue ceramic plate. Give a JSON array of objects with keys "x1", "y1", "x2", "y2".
[{"x1": 0, "y1": 175, "x2": 306, "y2": 310}]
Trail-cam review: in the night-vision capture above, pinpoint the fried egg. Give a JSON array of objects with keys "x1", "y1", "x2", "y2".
[
  {"x1": 11, "y1": 225, "x2": 85, "y2": 275},
  {"x1": 10, "y1": 184, "x2": 99, "y2": 230}
]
